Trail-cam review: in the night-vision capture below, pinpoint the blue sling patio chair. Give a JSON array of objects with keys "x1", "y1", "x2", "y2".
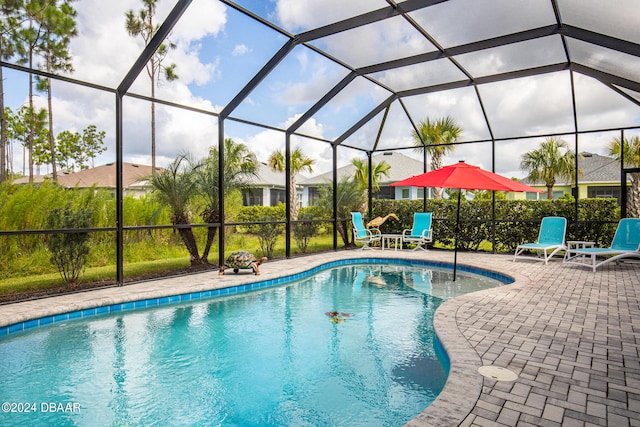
[
  {"x1": 513, "y1": 216, "x2": 567, "y2": 264},
  {"x1": 351, "y1": 212, "x2": 381, "y2": 250},
  {"x1": 563, "y1": 218, "x2": 640, "y2": 272},
  {"x1": 402, "y1": 212, "x2": 433, "y2": 251}
]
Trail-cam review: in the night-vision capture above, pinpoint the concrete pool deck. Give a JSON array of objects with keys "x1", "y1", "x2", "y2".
[{"x1": 1, "y1": 249, "x2": 639, "y2": 426}]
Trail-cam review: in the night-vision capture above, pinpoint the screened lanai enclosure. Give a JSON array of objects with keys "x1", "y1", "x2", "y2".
[{"x1": 1, "y1": 0, "x2": 639, "y2": 287}]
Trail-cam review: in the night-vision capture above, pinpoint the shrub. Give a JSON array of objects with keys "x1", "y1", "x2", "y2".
[
  {"x1": 46, "y1": 206, "x2": 93, "y2": 286},
  {"x1": 237, "y1": 204, "x2": 285, "y2": 258},
  {"x1": 294, "y1": 206, "x2": 323, "y2": 253}
]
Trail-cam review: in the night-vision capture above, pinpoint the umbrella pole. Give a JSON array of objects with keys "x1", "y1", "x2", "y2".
[{"x1": 453, "y1": 190, "x2": 461, "y2": 281}]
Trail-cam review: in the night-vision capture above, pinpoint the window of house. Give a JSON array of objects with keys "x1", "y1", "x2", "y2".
[
  {"x1": 270, "y1": 189, "x2": 286, "y2": 206},
  {"x1": 242, "y1": 189, "x2": 263, "y2": 206},
  {"x1": 308, "y1": 187, "x2": 321, "y2": 205},
  {"x1": 417, "y1": 188, "x2": 424, "y2": 199},
  {"x1": 588, "y1": 186, "x2": 622, "y2": 203},
  {"x1": 526, "y1": 190, "x2": 564, "y2": 200},
  {"x1": 373, "y1": 186, "x2": 394, "y2": 199},
  {"x1": 401, "y1": 188, "x2": 409, "y2": 199}
]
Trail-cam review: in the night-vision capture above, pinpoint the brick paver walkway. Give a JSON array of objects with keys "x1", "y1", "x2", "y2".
[
  {"x1": 455, "y1": 257, "x2": 640, "y2": 427},
  {"x1": 1, "y1": 249, "x2": 639, "y2": 426}
]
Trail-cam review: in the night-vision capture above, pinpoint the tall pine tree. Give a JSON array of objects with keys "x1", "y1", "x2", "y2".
[
  {"x1": 35, "y1": 0, "x2": 77, "y2": 180},
  {"x1": 0, "y1": 0, "x2": 26, "y2": 182},
  {"x1": 126, "y1": 0, "x2": 178, "y2": 173}
]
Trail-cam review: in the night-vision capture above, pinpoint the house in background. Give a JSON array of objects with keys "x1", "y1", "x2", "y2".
[
  {"x1": 16, "y1": 161, "x2": 293, "y2": 204},
  {"x1": 24, "y1": 152, "x2": 623, "y2": 206},
  {"x1": 520, "y1": 152, "x2": 630, "y2": 202},
  {"x1": 241, "y1": 162, "x2": 291, "y2": 207},
  {"x1": 13, "y1": 162, "x2": 161, "y2": 197},
  {"x1": 299, "y1": 152, "x2": 426, "y2": 206}
]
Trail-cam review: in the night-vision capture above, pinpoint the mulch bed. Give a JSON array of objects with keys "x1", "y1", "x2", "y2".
[{"x1": 0, "y1": 264, "x2": 218, "y2": 305}]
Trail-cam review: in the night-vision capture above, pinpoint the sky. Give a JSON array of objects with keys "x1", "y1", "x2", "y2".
[{"x1": 3, "y1": 0, "x2": 640, "y2": 179}]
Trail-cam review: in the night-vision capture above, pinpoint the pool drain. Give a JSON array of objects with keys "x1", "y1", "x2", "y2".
[{"x1": 478, "y1": 365, "x2": 518, "y2": 381}]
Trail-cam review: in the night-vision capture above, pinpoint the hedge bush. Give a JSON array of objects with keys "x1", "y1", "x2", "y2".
[
  {"x1": 372, "y1": 198, "x2": 620, "y2": 253},
  {"x1": 46, "y1": 206, "x2": 93, "y2": 285}
]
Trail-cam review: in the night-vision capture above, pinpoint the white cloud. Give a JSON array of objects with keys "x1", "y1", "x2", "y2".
[
  {"x1": 169, "y1": 0, "x2": 226, "y2": 42},
  {"x1": 313, "y1": 16, "x2": 433, "y2": 69},
  {"x1": 240, "y1": 130, "x2": 281, "y2": 165},
  {"x1": 284, "y1": 114, "x2": 324, "y2": 138},
  {"x1": 237, "y1": 115, "x2": 334, "y2": 175},
  {"x1": 165, "y1": 47, "x2": 219, "y2": 88},
  {"x1": 232, "y1": 44, "x2": 251, "y2": 56},
  {"x1": 275, "y1": 70, "x2": 340, "y2": 106},
  {"x1": 70, "y1": 0, "x2": 224, "y2": 91},
  {"x1": 274, "y1": 0, "x2": 386, "y2": 32}
]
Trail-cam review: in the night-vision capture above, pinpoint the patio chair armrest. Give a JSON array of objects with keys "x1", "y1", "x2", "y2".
[{"x1": 402, "y1": 229, "x2": 431, "y2": 240}]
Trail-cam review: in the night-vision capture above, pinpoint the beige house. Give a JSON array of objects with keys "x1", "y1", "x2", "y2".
[{"x1": 14, "y1": 162, "x2": 161, "y2": 197}]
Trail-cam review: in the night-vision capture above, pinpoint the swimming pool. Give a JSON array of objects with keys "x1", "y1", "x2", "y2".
[{"x1": 0, "y1": 259, "x2": 510, "y2": 426}]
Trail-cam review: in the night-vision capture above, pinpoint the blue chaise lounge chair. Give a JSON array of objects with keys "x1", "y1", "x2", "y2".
[
  {"x1": 563, "y1": 218, "x2": 640, "y2": 272},
  {"x1": 513, "y1": 216, "x2": 567, "y2": 264}
]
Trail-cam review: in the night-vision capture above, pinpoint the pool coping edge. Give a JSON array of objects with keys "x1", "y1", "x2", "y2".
[{"x1": 407, "y1": 268, "x2": 530, "y2": 426}]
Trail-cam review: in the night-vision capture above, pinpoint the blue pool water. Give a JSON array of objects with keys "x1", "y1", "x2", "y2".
[{"x1": 0, "y1": 260, "x2": 509, "y2": 427}]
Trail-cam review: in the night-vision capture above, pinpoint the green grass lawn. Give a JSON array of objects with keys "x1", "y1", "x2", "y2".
[{"x1": 0, "y1": 232, "x2": 338, "y2": 298}]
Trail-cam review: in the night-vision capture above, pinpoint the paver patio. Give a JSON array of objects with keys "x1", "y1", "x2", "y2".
[{"x1": 1, "y1": 249, "x2": 639, "y2": 426}]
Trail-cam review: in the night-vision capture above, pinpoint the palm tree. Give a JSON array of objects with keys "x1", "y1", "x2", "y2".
[
  {"x1": 520, "y1": 137, "x2": 578, "y2": 200},
  {"x1": 195, "y1": 138, "x2": 258, "y2": 262},
  {"x1": 352, "y1": 157, "x2": 391, "y2": 191},
  {"x1": 148, "y1": 153, "x2": 200, "y2": 264},
  {"x1": 351, "y1": 157, "x2": 391, "y2": 212},
  {"x1": 268, "y1": 147, "x2": 314, "y2": 220},
  {"x1": 608, "y1": 135, "x2": 640, "y2": 217},
  {"x1": 317, "y1": 176, "x2": 366, "y2": 246},
  {"x1": 412, "y1": 116, "x2": 462, "y2": 199}
]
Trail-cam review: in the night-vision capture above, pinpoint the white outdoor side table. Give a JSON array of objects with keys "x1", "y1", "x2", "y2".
[
  {"x1": 564, "y1": 240, "x2": 595, "y2": 262},
  {"x1": 381, "y1": 234, "x2": 403, "y2": 251}
]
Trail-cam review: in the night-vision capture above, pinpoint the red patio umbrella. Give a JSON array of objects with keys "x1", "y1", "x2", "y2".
[{"x1": 391, "y1": 161, "x2": 542, "y2": 280}]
